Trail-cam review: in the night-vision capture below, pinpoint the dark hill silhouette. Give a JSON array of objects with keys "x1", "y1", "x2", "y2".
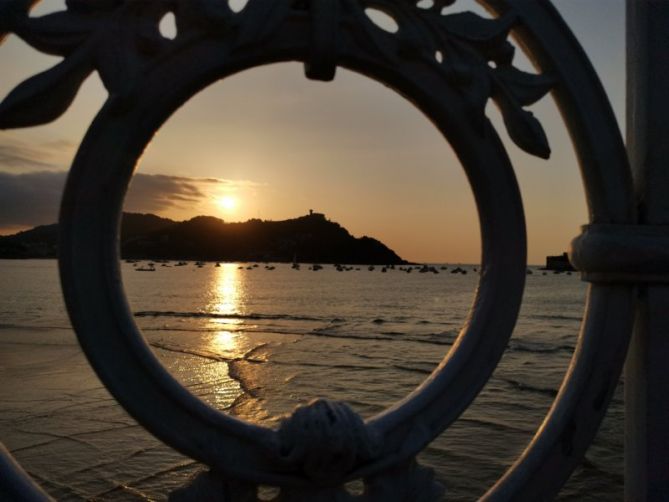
[
  {"x1": 0, "y1": 213, "x2": 173, "y2": 259},
  {"x1": 0, "y1": 212, "x2": 407, "y2": 265}
]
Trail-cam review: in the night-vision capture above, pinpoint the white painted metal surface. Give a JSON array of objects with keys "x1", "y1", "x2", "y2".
[{"x1": 0, "y1": 0, "x2": 660, "y2": 500}]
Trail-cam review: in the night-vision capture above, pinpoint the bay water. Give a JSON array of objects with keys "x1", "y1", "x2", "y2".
[{"x1": 0, "y1": 260, "x2": 623, "y2": 500}]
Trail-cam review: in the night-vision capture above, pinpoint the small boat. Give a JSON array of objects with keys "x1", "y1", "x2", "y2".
[{"x1": 136, "y1": 267, "x2": 155, "y2": 272}]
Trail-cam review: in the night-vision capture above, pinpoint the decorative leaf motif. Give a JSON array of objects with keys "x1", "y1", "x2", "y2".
[
  {"x1": 351, "y1": 1, "x2": 553, "y2": 158},
  {"x1": 495, "y1": 90, "x2": 551, "y2": 159},
  {"x1": 16, "y1": 11, "x2": 101, "y2": 56},
  {"x1": 494, "y1": 66, "x2": 554, "y2": 106},
  {"x1": 0, "y1": 0, "x2": 554, "y2": 160},
  {"x1": 438, "y1": 11, "x2": 516, "y2": 47},
  {"x1": 0, "y1": 0, "x2": 39, "y2": 43},
  {"x1": 491, "y1": 65, "x2": 553, "y2": 157},
  {"x1": 0, "y1": 47, "x2": 93, "y2": 129}
]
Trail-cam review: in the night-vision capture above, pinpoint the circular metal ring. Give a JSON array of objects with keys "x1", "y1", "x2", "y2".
[{"x1": 59, "y1": 7, "x2": 527, "y2": 486}]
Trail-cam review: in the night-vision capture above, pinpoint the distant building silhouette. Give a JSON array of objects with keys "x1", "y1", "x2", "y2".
[{"x1": 545, "y1": 252, "x2": 575, "y2": 271}]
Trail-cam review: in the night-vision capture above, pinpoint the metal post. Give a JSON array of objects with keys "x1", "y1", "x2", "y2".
[{"x1": 626, "y1": 1, "x2": 669, "y2": 499}]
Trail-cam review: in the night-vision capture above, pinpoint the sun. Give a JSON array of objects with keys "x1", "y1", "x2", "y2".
[{"x1": 216, "y1": 195, "x2": 237, "y2": 212}]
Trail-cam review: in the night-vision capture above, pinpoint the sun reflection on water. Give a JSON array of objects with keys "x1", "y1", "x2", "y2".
[
  {"x1": 198, "y1": 264, "x2": 247, "y2": 408},
  {"x1": 205, "y1": 263, "x2": 247, "y2": 353},
  {"x1": 210, "y1": 263, "x2": 245, "y2": 318},
  {"x1": 212, "y1": 330, "x2": 237, "y2": 353},
  {"x1": 198, "y1": 263, "x2": 266, "y2": 420}
]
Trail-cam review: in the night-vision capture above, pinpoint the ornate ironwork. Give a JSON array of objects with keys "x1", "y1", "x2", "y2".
[
  {"x1": 0, "y1": 0, "x2": 553, "y2": 157},
  {"x1": 0, "y1": 0, "x2": 639, "y2": 500}
]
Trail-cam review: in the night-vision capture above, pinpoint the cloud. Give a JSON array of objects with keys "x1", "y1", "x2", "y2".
[
  {"x1": 0, "y1": 141, "x2": 62, "y2": 170},
  {"x1": 0, "y1": 171, "x2": 65, "y2": 228},
  {"x1": 125, "y1": 174, "x2": 207, "y2": 214},
  {"x1": 0, "y1": 136, "x2": 76, "y2": 171},
  {"x1": 0, "y1": 171, "x2": 256, "y2": 229}
]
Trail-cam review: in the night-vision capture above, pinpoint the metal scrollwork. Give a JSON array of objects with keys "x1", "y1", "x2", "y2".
[
  {"x1": 1, "y1": 0, "x2": 553, "y2": 158},
  {"x1": 0, "y1": 1, "x2": 636, "y2": 501}
]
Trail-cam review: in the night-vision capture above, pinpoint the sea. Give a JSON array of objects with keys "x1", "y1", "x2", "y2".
[{"x1": 0, "y1": 259, "x2": 624, "y2": 501}]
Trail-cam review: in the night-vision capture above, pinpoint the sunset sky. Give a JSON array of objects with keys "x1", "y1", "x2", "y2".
[{"x1": 0, "y1": 0, "x2": 625, "y2": 264}]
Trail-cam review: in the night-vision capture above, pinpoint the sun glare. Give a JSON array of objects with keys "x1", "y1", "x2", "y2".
[{"x1": 217, "y1": 195, "x2": 237, "y2": 212}]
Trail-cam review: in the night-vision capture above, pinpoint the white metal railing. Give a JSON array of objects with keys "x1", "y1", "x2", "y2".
[{"x1": 0, "y1": 0, "x2": 664, "y2": 500}]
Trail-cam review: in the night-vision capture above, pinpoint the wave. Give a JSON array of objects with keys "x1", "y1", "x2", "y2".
[
  {"x1": 528, "y1": 314, "x2": 583, "y2": 322},
  {"x1": 500, "y1": 377, "x2": 558, "y2": 398},
  {"x1": 135, "y1": 311, "x2": 449, "y2": 328},
  {"x1": 135, "y1": 310, "x2": 322, "y2": 322},
  {"x1": 507, "y1": 340, "x2": 574, "y2": 354},
  {"x1": 303, "y1": 329, "x2": 456, "y2": 347},
  {"x1": 0, "y1": 323, "x2": 71, "y2": 331},
  {"x1": 458, "y1": 416, "x2": 536, "y2": 435},
  {"x1": 150, "y1": 341, "x2": 269, "y2": 400},
  {"x1": 392, "y1": 364, "x2": 433, "y2": 375},
  {"x1": 150, "y1": 341, "x2": 267, "y2": 364}
]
